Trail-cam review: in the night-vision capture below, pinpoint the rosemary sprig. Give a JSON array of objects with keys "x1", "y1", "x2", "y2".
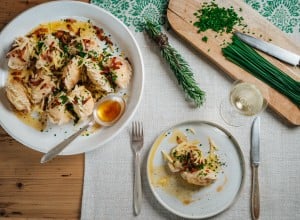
[{"x1": 144, "y1": 21, "x2": 205, "y2": 107}]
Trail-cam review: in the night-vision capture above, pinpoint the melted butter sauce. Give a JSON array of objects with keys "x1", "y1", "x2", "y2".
[
  {"x1": 81, "y1": 123, "x2": 102, "y2": 136},
  {"x1": 148, "y1": 129, "x2": 226, "y2": 205},
  {"x1": 97, "y1": 100, "x2": 122, "y2": 122},
  {"x1": 14, "y1": 106, "x2": 47, "y2": 131},
  {"x1": 31, "y1": 19, "x2": 94, "y2": 39},
  {"x1": 148, "y1": 132, "x2": 166, "y2": 176},
  {"x1": 168, "y1": 129, "x2": 187, "y2": 144},
  {"x1": 150, "y1": 164, "x2": 203, "y2": 205},
  {"x1": 216, "y1": 175, "x2": 228, "y2": 192}
]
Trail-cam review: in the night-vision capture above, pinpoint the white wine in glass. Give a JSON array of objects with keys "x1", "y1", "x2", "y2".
[{"x1": 220, "y1": 81, "x2": 268, "y2": 126}]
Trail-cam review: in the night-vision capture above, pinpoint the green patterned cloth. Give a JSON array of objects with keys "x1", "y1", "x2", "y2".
[
  {"x1": 91, "y1": 0, "x2": 300, "y2": 34},
  {"x1": 245, "y1": 0, "x2": 300, "y2": 33},
  {"x1": 91, "y1": 0, "x2": 168, "y2": 32}
]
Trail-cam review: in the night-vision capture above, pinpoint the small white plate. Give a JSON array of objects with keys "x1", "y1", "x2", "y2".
[
  {"x1": 0, "y1": 1, "x2": 144, "y2": 155},
  {"x1": 147, "y1": 121, "x2": 245, "y2": 219}
]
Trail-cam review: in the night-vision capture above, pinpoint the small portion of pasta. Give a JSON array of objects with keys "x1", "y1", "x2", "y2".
[{"x1": 162, "y1": 136, "x2": 222, "y2": 186}]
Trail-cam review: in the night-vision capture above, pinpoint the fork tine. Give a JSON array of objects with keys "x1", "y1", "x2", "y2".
[
  {"x1": 137, "y1": 121, "x2": 140, "y2": 137},
  {"x1": 139, "y1": 122, "x2": 143, "y2": 138},
  {"x1": 140, "y1": 122, "x2": 143, "y2": 139},
  {"x1": 132, "y1": 121, "x2": 136, "y2": 137},
  {"x1": 132, "y1": 121, "x2": 137, "y2": 136},
  {"x1": 132, "y1": 121, "x2": 143, "y2": 139}
]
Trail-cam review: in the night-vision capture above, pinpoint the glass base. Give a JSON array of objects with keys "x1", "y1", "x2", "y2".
[{"x1": 219, "y1": 100, "x2": 252, "y2": 127}]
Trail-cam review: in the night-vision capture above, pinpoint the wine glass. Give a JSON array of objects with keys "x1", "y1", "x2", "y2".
[{"x1": 220, "y1": 81, "x2": 268, "y2": 126}]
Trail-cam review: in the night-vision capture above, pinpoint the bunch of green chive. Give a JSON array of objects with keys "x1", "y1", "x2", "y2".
[{"x1": 222, "y1": 35, "x2": 300, "y2": 107}]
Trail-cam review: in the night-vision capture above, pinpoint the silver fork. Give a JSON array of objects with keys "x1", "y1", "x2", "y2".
[{"x1": 131, "y1": 121, "x2": 144, "y2": 216}]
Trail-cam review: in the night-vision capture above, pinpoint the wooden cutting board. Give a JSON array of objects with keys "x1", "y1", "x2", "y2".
[{"x1": 167, "y1": 0, "x2": 300, "y2": 125}]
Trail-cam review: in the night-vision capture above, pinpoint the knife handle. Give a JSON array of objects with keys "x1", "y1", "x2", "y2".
[{"x1": 251, "y1": 165, "x2": 260, "y2": 220}]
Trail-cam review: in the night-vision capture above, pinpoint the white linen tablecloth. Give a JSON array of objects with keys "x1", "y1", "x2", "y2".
[{"x1": 81, "y1": 1, "x2": 300, "y2": 219}]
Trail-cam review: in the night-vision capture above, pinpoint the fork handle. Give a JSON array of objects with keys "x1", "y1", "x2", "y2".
[{"x1": 134, "y1": 152, "x2": 142, "y2": 215}]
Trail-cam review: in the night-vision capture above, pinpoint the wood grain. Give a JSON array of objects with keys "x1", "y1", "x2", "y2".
[
  {"x1": 0, "y1": 133, "x2": 84, "y2": 218},
  {"x1": 167, "y1": 0, "x2": 300, "y2": 125},
  {"x1": 0, "y1": 0, "x2": 89, "y2": 219}
]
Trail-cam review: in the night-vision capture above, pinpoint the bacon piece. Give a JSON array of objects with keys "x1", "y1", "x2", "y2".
[
  {"x1": 6, "y1": 36, "x2": 34, "y2": 70},
  {"x1": 93, "y1": 25, "x2": 113, "y2": 46},
  {"x1": 105, "y1": 57, "x2": 132, "y2": 89}
]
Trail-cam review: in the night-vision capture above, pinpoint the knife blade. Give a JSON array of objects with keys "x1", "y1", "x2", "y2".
[
  {"x1": 235, "y1": 31, "x2": 300, "y2": 66},
  {"x1": 251, "y1": 116, "x2": 260, "y2": 166},
  {"x1": 251, "y1": 116, "x2": 260, "y2": 220}
]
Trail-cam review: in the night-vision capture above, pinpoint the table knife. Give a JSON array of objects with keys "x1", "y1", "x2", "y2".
[
  {"x1": 251, "y1": 116, "x2": 260, "y2": 220},
  {"x1": 235, "y1": 31, "x2": 300, "y2": 66}
]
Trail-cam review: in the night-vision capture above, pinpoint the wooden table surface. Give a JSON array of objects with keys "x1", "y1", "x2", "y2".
[{"x1": 0, "y1": 0, "x2": 89, "y2": 219}]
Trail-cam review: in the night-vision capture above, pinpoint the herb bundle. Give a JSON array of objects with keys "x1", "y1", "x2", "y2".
[
  {"x1": 144, "y1": 21, "x2": 205, "y2": 107},
  {"x1": 223, "y1": 35, "x2": 300, "y2": 106}
]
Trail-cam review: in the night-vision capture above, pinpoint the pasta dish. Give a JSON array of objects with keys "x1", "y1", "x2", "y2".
[{"x1": 5, "y1": 18, "x2": 132, "y2": 130}]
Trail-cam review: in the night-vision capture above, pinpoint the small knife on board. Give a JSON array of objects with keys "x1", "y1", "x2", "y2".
[
  {"x1": 235, "y1": 31, "x2": 300, "y2": 66},
  {"x1": 251, "y1": 116, "x2": 260, "y2": 220}
]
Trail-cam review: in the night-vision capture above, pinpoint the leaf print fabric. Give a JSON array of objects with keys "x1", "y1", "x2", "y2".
[
  {"x1": 91, "y1": 0, "x2": 168, "y2": 32},
  {"x1": 245, "y1": 0, "x2": 300, "y2": 33},
  {"x1": 91, "y1": 0, "x2": 299, "y2": 34}
]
